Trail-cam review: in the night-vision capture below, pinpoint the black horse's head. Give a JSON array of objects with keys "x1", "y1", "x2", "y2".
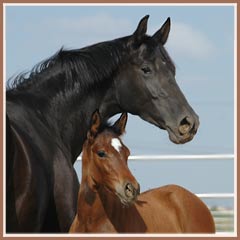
[{"x1": 115, "y1": 15, "x2": 199, "y2": 144}]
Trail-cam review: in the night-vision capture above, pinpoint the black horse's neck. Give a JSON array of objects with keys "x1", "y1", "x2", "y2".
[{"x1": 7, "y1": 37, "x2": 129, "y2": 163}]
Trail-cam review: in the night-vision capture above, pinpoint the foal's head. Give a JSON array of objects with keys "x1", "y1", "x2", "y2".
[{"x1": 82, "y1": 111, "x2": 140, "y2": 205}]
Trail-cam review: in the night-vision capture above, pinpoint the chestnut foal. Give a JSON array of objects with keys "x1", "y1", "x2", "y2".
[{"x1": 70, "y1": 112, "x2": 215, "y2": 233}]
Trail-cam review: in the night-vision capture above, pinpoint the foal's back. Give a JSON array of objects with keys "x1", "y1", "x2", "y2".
[{"x1": 134, "y1": 184, "x2": 215, "y2": 233}]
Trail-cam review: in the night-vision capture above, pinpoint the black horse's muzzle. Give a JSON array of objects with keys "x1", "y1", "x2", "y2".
[{"x1": 166, "y1": 113, "x2": 200, "y2": 144}]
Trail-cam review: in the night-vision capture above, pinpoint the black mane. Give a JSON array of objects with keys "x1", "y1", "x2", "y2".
[{"x1": 7, "y1": 38, "x2": 127, "y2": 96}]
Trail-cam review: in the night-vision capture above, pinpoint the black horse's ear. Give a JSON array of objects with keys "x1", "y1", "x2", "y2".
[
  {"x1": 87, "y1": 110, "x2": 101, "y2": 142},
  {"x1": 132, "y1": 15, "x2": 149, "y2": 45},
  {"x1": 112, "y1": 113, "x2": 128, "y2": 136},
  {"x1": 152, "y1": 17, "x2": 171, "y2": 45}
]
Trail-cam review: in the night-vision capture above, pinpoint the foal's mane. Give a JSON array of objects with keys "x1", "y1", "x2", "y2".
[{"x1": 7, "y1": 38, "x2": 127, "y2": 94}]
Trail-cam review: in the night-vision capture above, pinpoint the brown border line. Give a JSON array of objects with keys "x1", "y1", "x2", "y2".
[{"x1": 1, "y1": 1, "x2": 239, "y2": 240}]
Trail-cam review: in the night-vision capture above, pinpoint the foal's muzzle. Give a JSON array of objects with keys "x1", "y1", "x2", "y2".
[{"x1": 124, "y1": 182, "x2": 140, "y2": 201}]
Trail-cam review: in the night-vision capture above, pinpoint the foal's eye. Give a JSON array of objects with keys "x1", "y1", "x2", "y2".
[
  {"x1": 141, "y1": 66, "x2": 152, "y2": 75},
  {"x1": 97, "y1": 150, "x2": 107, "y2": 158}
]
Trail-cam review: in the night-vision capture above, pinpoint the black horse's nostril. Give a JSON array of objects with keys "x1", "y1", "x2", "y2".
[{"x1": 179, "y1": 116, "x2": 192, "y2": 135}]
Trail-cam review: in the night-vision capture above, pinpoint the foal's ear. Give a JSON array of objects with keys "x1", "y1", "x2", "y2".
[
  {"x1": 87, "y1": 110, "x2": 101, "y2": 141},
  {"x1": 152, "y1": 17, "x2": 171, "y2": 45},
  {"x1": 113, "y1": 113, "x2": 128, "y2": 136},
  {"x1": 132, "y1": 15, "x2": 149, "y2": 44}
]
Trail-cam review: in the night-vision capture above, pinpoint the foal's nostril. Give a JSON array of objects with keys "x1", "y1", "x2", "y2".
[
  {"x1": 179, "y1": 117, "x2": 192, "y2": 135},
  {"x1": 125, "y1": 183, "x2": 134, "y2": 197},
  {"x1": 125, "y1": 182, "x2": 139, "y2": 199}
]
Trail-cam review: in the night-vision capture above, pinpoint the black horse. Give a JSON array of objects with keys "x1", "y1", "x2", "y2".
[{"x1": 6, "y1": 15, "x2": 199, "y2": 233}]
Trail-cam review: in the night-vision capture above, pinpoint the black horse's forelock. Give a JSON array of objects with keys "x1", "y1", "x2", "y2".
[
  {"x1": 159, "y1": 45, "x2": 176, "y2": 74},
  {"x1": 7, "y1": 39, "x2": 125, "y2": 94}
]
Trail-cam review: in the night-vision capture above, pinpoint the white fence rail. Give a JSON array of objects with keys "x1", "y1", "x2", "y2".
[
  {"x1": 76, "y1": 154, "x2": 235, "y2": 233},
  {"x1": 196, "y1": 193, "x2": 234, "y2": 199},
  {"x1": 77, "y1": 154, "x2": 234, "y2": 161},
  {"x1": 128, "y1": 154, "x2": 234, "y2": 160}
]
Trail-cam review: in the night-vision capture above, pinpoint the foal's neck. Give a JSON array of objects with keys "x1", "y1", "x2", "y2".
[
  {"x1": 77, "y1": 183, "x2": 121, "y2": 232},
  {"x1": 76, "y1": 150, "x2": 118, "y2": 231},
  {"x1": 78, "y1": 153, "x2": 134, "y2": 232},
  {"x1": 76, "y1": 181, "x2": 111, "y2": 232},
  {"x1": 77, "y1": 179, "x2": 145, "y2": 233}
]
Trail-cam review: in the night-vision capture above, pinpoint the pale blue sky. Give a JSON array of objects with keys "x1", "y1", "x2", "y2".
[{"x1": 4, "y1": 5, "x2": 235, "y2": 201}]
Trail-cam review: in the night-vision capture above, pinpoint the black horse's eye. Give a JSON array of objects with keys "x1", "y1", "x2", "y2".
[
  {"x1": 97, "y1": 150, "x2": 107, "y2": 158},
  {"x1": 141, "y1": 66, "x2": 152, "y2": 75}
]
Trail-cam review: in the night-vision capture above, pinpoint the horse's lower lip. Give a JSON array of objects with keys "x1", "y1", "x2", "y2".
[
  {"x1": 143, "y1": 116, "x2": 197, "y2": 144},
  {"x1": 116, "y1": 192, "x2": 136, "y2": 206},
  {"x1": 165, "y1": 126, "x2": 195, "y2": 144}
]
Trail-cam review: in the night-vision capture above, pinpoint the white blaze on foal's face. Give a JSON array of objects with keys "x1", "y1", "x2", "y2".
[{"x1": 111, "y1": 138, "x2": 122, "y2": 153}]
